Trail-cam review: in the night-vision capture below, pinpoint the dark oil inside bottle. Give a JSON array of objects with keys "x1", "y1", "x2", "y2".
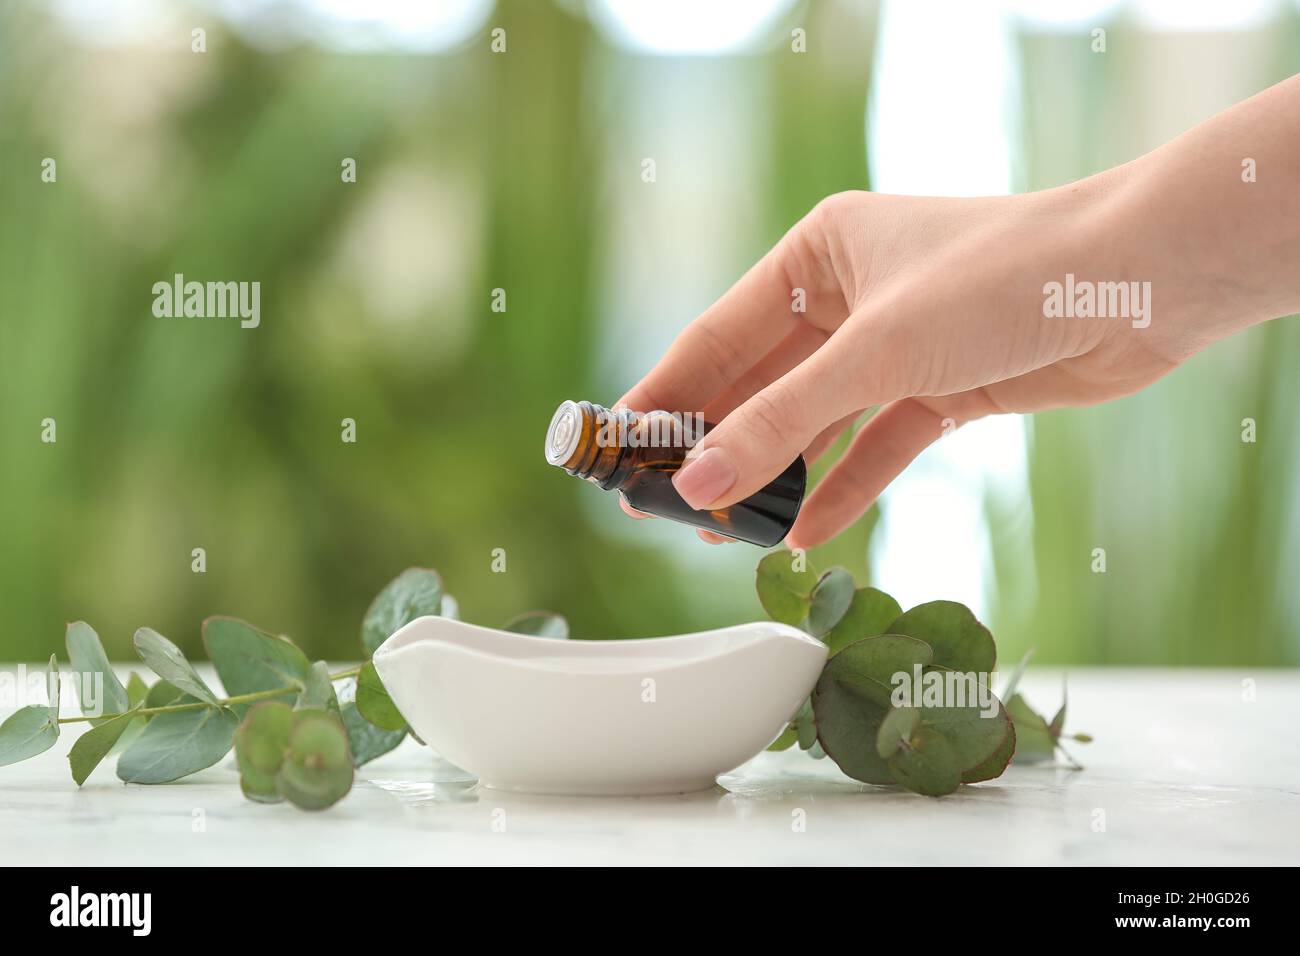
[
  {"x1": 619, "y1": 457, "x2": 806, "y2": 547},
  {"x1": 544, "y1": 400, "x2": 806, "y2": 548}
]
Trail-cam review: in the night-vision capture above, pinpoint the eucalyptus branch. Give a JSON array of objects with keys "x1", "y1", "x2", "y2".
[
  {"x1": 54, "y1": 665, "x2": 364, "y2": 725},
  {"x1": 0, "y1": 567, "x2": 532, "y2": 811},
  {"x1": 2, "y1": 558, "x2": 1082, "y2": 810}
]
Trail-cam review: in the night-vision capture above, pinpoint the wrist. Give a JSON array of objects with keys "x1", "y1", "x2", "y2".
[
  {"x1": 1081, "y1": 139, "x2": 1300, "y2": 359},
  {"x1": 1046, "y1": 157, "x2": 1253, "y2": 362}
]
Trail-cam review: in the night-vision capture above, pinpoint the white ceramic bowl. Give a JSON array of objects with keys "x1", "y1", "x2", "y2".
[{"x1": 372, "y1": 617, "x2": 827, "y2": 796}]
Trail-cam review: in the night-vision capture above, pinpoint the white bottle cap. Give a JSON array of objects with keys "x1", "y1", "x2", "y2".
[{"x1": 544, "y1": 400, "x2": 583, "y2": 467}]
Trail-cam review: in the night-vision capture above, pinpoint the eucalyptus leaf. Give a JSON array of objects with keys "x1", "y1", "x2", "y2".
[
  {"x1": 440, "y1": 595, "x2": 460, "y2": 620},
  {"x1": 766, "y1": 725, "x2": 797, "y2": 752},
  {"x1": 961, "y1": 720, "x2": 1017, "y2": 784},
  {"x1": 824, "y1": 588, "x2": 903, "y2": 656},
  {"x1": 236, "y1": 702, "x2": 294, "y2": 774},
  {"x1": 793, "y1": 697, "x2": 818, "y2": 751},
  {"x1": 203, "y1": 617, "x2": 310, "y2": 707},
  {"x1": 125, "y1": 672, "x2": 148, "y2": 707},
  {"x1": 361, "y1": 567, "x2": 443, "y2": 657},
  {"x1": 1006, "y1": 693, "x2": 1056, "y2": 764},
  {"x1": 47, "y1": 654, "x2": 60, "y2": 718},
  {"x1": 812, "y1": 667, "x2": 894, "y2": 785},
  {"x1": 887, "y1": 601, "x2": 996, "y2": 675},
  {"x1": 341, "y1": 702, "x2": 406, "y2": 766},
  {"x1": 239, "y1": 763, "x2": 280, "y2": 803},
  {"x1": 806, "y1": 568, "x2": 855, "y2": 638},
  {"x1": 113, "y1": 672, "x2": 151, "y2": 752},
  {"x1": 296, "y1": 661, "x2": 339, "y2": 712},
  {"x1": 355, "y1": 662, "x2": 406, "y2": 732},
  {"x1": 66, "y1": 622, "x2": 129, "y2": 721},
  {"x1": 755, "y1": 551, "x2": 819, "y2": 626},
  {"x1": 116, "y1": 706, "x2": 238, "y2": 784},
  {"x1": 132, "y1": 628, "x2": 219, "y2": 706},
  {"x1": 829, "y1": 634, "x2": 934, "y2": 699},
  {"x1": 0, "y1": 705, "x2": 60, "y2": 767},
  {"x1": 876, "y1": 706, "x2": 921, "y2": 760},
  {"x1": 1007, "y1": 688, "x2": 1089, "y2": 766},
  {"x1": 1049, "y1": 678, "x2": 1068, "y2": 738},
  {"x1": 917, "y1": 668, "x2": 1013, "y2": 774},
  {"x1": 503, "y1": 611, "x2": 569, "y2": 639},
  {"x1": 144, "y1": 679, "x2": 187, "y2": 710},
  {"x1": 69, "y1": 707, "x2": 141, "y2": 786},
  {"x1": 812, "y1": 635, "x2": 938, "y2": 784},
  {"x1": 234, "y1": 701, "x2": 295, "y2": 803},
  {"x1": 887, "y1": 726, "x2": 962, "y2": 796},
  {"x1": 277, "y1": 711, "x2": 353, "y2": 811}
]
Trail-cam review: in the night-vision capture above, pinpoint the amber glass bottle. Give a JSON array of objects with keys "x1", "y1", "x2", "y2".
[{"x1": 544, "y1": 400, "x2": 806, "y2": 547}]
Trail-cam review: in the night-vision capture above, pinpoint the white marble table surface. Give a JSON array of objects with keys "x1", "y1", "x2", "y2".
[{"x1": 1, "y1": 667, "x2": 1296, "y2": 866}]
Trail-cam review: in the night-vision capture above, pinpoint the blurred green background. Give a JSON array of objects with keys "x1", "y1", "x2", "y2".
[{"x1": 1, "y1": 0, "x2": 1297, "y2": 666}]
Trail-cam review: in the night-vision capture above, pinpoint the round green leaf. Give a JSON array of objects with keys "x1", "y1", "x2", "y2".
[
  {"x1": 286, "y1": 712, "x2": 351, "y2": 767},
  {"x1": 812, "y1": 635, "x2": 934, "y2": 784},
  {"x1": 755, "y1": 551, "x2": 819, "y2": 626},
  {"x1": 962, "y1": 719, "x2": 1017, "y2": 784},
  {"x1": 235, "y1": 701, "x2": 295, "y2": 775},
  {"x1": 807, "y1": 568, "x2": 855, "y2": 638},
  {"x1": 240, "y1": 764, "x2": 282, "y2": 803},
  {"x1": 235, "y1": 701, "x2": 295, "y2": 803},
  {"x1": 886, "y1": 601, "x2": 996, "y2": 674},
  {"x1": 812, "y1": 671, "x2": 894, "y2": 785},
  {"x1": 918, "y1": 666, "x2": 1012, "y2": 773},
  {"x1": 276, "y1": 754, "x2": 351, "y2": 816},
  {"x1": 355, "y1": 662, "x2": 406, "y2": 732},
  {"x1": 503, "y1": 612, "x2": 569, "y2": 639},
  {"x1": 825, "y1": 588, "x2": 903, "y2": 655},
  {"x1": 875, "y1": 706, "x2": 921, "y2": 760},
  {"x1": 887, "y1": 726, "x2": 962, "y2": 796},
  {"x1": 362, "y1": 568, "x2": 443, "y2": 656},
  {"x1": 828, "y1": 634, "x2": 934, "y2": 694},
  {"x1": 277, "y1": 712, "x2": 354, "y2": 811}
]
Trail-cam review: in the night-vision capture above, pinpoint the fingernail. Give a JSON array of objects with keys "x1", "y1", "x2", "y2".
[{"x1": 673, "y1": 446, "x2": 738, "y2": 509}]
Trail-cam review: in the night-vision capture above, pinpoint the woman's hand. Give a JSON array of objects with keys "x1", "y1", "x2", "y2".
[{"x1": 618, "y1": 74, "x2": 1300, "y2": 548}]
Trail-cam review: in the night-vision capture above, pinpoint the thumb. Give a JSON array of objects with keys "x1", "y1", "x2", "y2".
[{"x1": 672, "y1": 355, "x2": 860, "y2": 511}]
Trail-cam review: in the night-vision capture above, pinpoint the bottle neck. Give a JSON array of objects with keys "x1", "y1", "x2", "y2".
[
  {"x1": 544, "y1": 401, "x2": 706, "y2": 490},
  {"x1": 545, "y1": 401, "x2": 633, "y2": 488}
]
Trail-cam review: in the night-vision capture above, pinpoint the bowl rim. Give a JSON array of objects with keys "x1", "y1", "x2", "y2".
[{"x1": 373, "y1": 617, "x2": 826, "y2": 677}]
